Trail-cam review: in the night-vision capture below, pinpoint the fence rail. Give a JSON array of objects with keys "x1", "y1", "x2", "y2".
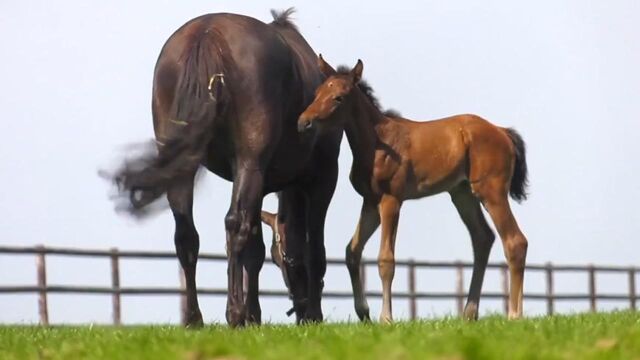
[{"x1": 0, "y1": 245, "x2": 637, "y2": 325}]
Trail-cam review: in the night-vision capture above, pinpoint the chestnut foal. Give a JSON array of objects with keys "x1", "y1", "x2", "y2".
[{"x1": 298, "y1": 56, "x2": 529, "y2": 323}]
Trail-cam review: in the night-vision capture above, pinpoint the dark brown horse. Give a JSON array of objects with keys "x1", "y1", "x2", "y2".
[
  {"x1": 297, "y1": 57, "x2": 529, "y2": 322},
  {"x1": 106, "y1": 10, "x2": 341, "y2": 327}
]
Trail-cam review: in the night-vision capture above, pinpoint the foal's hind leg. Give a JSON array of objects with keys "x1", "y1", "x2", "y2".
[
  {"x1": 450, "y1": 183, "x2": 495, "y2": 320},
  {"x1": 346, "y1": 201, "x2": 380, "y2": 321},
  {"x1": 168, "y1": 175, "x2": 203, "y2": 328},
  {"x1": 474, "y1": 180, "x2": 528, "y2": 319},
  {"x1": 378, "y1": 194, "x2": 401, "y2": 324}
]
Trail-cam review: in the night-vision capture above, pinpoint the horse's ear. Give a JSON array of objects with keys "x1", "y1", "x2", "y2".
[
  {"x1": 351, "y1": 59, "x2": 363, "y2": 84},
  {"x1": 260, "y1": 211, "x2": 277, "y2": 229},
  {"x1": 318, "y1": 54, "x2": 336, "y2": 77}
]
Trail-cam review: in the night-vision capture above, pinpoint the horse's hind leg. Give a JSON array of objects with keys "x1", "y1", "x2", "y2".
[
  {"x1": 225, "y1": 161, "x2": 265, "y2": 327},
  {"x1": 242, "y1": 221, "x2": 265, "y2": 325},
  {"x1": 474, "y1": 179, "x2": 528, "y2": 319},
  {"x1": 168, "y1": 174, "x2": 204, "y2": 328},
  {"x1": 346, "y1": 200, "x2": 380, "y2": 322},
  {"x1": 449, "y1": 183, "x2": 495, "y2": 320}
]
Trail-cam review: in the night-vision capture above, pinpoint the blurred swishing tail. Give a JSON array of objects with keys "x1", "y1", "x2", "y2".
[{"x1": 100, "y1": 32, "x2": 227, "y2": 218}]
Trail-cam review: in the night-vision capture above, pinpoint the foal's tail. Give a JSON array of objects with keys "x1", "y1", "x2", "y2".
[
  {"x1": 504, "y1": 128, "x2": 529, "y2": 202},
  {"x1": 102, "y1": 30, "x2": 228, "y2": 218}
]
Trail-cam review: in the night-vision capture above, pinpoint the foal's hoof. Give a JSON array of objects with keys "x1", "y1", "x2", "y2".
[
  {"x1": 379, "y1": 314, "x2": 393, "y2": 324},
  {"x1": 508, "y1": 311, "x2": 522, "y2": 320},
  {"x1": 463, "y1": 302, "x2": 479, "y2": 321},
  {"x1": 226, "y1": 307, "x2": 246, "y2": 328},
  {"x1": 184, "y1": 309, "x2": 204, "y2": 329}
]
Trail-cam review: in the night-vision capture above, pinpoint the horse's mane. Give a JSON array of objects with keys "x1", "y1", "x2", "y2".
[
  {"x1": 336, "y1": 65, "x2": 400, "y2": 118},
  {"x1": 270, "y1": 8, "x2": 298, "y2": 31}
]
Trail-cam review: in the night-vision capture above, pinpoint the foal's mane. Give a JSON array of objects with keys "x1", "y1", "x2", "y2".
[
  {"x1": 336, "y1": 66, "x2": 401, "y2": 118},
  {"x1": 270, "y1": 8, "x2": 298, "y2": 31}
]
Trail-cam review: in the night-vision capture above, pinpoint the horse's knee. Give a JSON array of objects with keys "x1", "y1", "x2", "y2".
[{"x1": 225, "y1": 210, "x2": 253, "y2": 254}]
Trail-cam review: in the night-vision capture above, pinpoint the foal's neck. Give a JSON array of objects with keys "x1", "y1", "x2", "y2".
[{"x1": 344, "y1": 89, "x2": 387, "y2": 174}]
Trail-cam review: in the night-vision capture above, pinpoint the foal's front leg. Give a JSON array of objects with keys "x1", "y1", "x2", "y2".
[
  {"x1": 378, "y1": 194, "x2": 401, "y2": 323},
  {"x1": 346, "y1": 201, "x2": 380, "y2": 321}
]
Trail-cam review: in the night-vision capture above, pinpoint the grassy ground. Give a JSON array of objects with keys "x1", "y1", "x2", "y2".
[{"x1": 1, "y1": 312, "x2": 639, "y2": 360}]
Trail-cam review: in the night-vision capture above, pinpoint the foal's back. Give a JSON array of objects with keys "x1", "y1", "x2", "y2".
[{"x1": 387, "y1": 114, "x2": 514, "y2": 198}]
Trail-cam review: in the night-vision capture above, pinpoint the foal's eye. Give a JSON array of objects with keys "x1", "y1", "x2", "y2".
[{"x1": 334, "y1": 95, "x2": 344, "y2": 103}]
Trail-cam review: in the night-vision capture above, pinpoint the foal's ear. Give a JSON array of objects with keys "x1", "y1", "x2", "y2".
[
  {"x1": 260, "y1": 211, "x2": 277, "y2": 229},
  {"x1": 318, "y1": 54, "x2": 336, "y2": 77},
  {"x1": 351, "y1": 59, "x2": 363, "y2": 84}
]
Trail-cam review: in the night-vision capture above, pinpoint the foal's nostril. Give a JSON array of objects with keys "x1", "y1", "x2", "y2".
[{"x1": 297, "y1": 118, "x2": 314, "y2": 133}]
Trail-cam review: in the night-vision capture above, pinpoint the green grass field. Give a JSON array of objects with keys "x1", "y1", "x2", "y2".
[{"x1": 1, "y1": 312, "x2": 639, "y2": 359}]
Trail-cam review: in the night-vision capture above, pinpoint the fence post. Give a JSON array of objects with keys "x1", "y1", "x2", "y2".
[
  {"x1": 545, "y1": 262, "x2": 554, "y2": 316},
  {"x1": 501, "y1": 265, "x2": 509, "y2": 315},
  {"x1": 179, "y1": 266, "x2": 187, "y2": 325},
  {"x1": 408, "y1": 259, "x2": 417, "y2": 321},
  {"x1": 110, "y1": 248, "x2": 121, "y2": 326},
  {"x1": 36, "y1": 245, "x2": 49, "y2": 326},
  {"x1": 588, "y1": 264, "x2": 596, "y2": 312},
  {"x1": 629, "y1": 268, "x2": 636, "y2": 311},
  {"x1": 455, "y1": 262, "x2": 464, "y2": 317}
]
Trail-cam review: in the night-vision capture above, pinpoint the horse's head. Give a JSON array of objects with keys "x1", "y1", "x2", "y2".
[{"x1": 298, "y1": 55, "x2": 363, "y2": 134}]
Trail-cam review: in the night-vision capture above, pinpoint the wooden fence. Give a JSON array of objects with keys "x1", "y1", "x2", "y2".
[{"x1": 0, "y1": 245, "x2": 637, "y2": 325}]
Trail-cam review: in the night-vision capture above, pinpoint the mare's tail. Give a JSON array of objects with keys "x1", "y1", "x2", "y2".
[{"x1": 102, "y1": 30, "x2": 227, "y2": 218}]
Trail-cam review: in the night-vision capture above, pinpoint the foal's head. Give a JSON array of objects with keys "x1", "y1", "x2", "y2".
[{"x1": 298, "y1": 55, "x2": 363, "y2": 134}]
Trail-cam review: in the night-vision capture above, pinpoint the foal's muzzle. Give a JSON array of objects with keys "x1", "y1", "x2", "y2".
[{"x1": 297, "y1": 115, "x2": 315, "y2": 133}]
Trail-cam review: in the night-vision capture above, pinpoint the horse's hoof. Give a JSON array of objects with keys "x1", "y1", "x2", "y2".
[
  {"x1": 184, "y1": 309, "x2": 204, "y2": 329},
  {"x1": 226, "y1": 306, "x2": 246, "y2": 328},
  {"x1": 356, "y1": 306, "x2": 371, "y2": 322},
  {"x1": 246, "y1": 311, "x2": 262, "y2": 326},
  {"x1": 463, "y1": 302, "x2": 479, "y2": 321},
  {"x1": 379, "y1": 314, "x2": 393, "y2": 324},
  {"x1": 301, "y1": 309, "x2": 323, "y2": 324}
]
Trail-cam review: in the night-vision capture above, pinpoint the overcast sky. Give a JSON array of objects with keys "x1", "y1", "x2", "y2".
[{"x1": 1, "y1": 1, "x2": 639, "y2": 324}]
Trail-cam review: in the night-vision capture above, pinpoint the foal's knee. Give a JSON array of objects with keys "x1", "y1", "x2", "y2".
[
  {"x1": 505, "y1": 234, "x2": 528, "y2": 269},
  {"x1": 345, "y1": 243, "x2": 359, "y2": 270},
  {"x1": 378, "y1": 252, "x2": 395, "y2": 280},
  {"x1": 476, "y1": 229, "x2": 495, "y2": 252}
]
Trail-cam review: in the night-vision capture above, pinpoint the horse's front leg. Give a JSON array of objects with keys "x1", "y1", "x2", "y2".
[
  {"x1": 303, "y1": 166, "x2": 338, "y2": 323},
  {"x1": 378, "y1": 194, "x2": 401, "y2": 324},
  {"x1": 225, "y1": 161, "x2": 264, "y2": 327}
]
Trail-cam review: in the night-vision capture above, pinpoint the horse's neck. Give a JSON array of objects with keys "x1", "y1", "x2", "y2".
[{"x1": 344, "y1": 91, "x2": 386, "y2": 177}]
